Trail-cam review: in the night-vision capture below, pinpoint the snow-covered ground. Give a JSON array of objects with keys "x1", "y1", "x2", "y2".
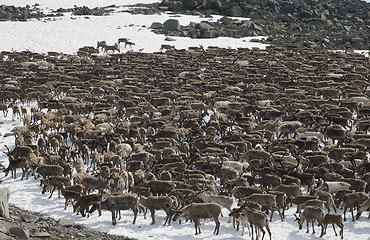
[
  {"x1": 0, "y1": 0, "x2": 370, "y2": 239},
  {"x1": 0, "y1": 0, "x2": 266, "y2": 54}
]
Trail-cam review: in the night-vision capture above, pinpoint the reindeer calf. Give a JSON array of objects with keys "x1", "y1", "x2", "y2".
[{"x1": 323, "y1": 213, "x2": 344, "y2": 239}]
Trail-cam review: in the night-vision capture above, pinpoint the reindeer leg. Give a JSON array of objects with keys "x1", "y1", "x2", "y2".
[
  {"x1": 247, "y1": 222, "x2": 252, "y2": 236},
  {"x1": 251, "y1": 224, "x2": 255, "y2": 240},
  {"x1": 333, "y1": 204, "x2": 337, "y2": 214},
  {"x1": 49, "y1": 186, "x2": 56, "y2": 198},
  {"x1": 111, "y1": 210, "x2": 116, "y2": 226},
  {"x1": 270, "y1": 210, "x2": 274, "y2": 222},
  {"x1": 150, "y1": 209, "x2": 156, "y2": 225},
  {"x1": 256, "y1": 225, "x2": 261, "y2": 240},
  {"x1": 132, "y1": 207, "x2": 138, "y2": 224},
  {"x1": 343, "y1": 207, "x2": 347, "y2": 221},
  {"x1": 277, "y1": 208, "x2": 283, "y2": 221},
  {"x1": 333, "y1": 224, "x2": 337, "y2": 236},
  {"x1": 306, "y1": 220, "x2": 309, "y2": 233},
  {"x1": 312, "y1": 220, "x2": 315, "y2": 234},
  {"x1": 194, "y1": 218, "x2": 199, "y2": 235},
  {"x1": 21, "y1": 169, "x2": 25, "y2": 180},
  {"x1": 261, "y1": 228, "x2": 266, "y2": 240},
  {"x1": 351, "y1": 207, "x2": 355, "y2": 221}
]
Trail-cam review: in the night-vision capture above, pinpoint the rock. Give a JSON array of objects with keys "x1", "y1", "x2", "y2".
[
  {"x1": 9, "y1": 226, "x2": 30, "y2": 238},
  {"x1": 5, "y1": 205, "x2": 133, "y2": 240},
  {"x1": 202, "y1": 29, "x2": 218, "y2": 38},
  {"x1": 74, "y1": 223, "x2": 94, "y2": 231},
  {"x1": 250, "y1": 22, "x2": 263, "y2": 33},
  {"x1": 163, "y1": 19, "x2": 180, "y2": 31},
  {"x1": 195, "y1": 21, "x2": 213, "y2": 31},
  {"x1": 207, "y1": 0, "x2": 222, "y2": 10},
  {"x1": 20, "y1": 212, "x2": 39, "y2": 223},
  {"x1": 182, "y1": 0, "x2": 205, "y2": 9},
  {"x1": 30, "y1": 231, "x2": 51, "y2": 238},
  {"x1": 351, "y1": 37, "x2": 363, "y2": 44},
  {"x1": 0, "y1": 232, "x2": 12, "y2": 240},
  {"x1": 351, "y1": 37, "x2": 364, "y2": 49},
  {"x1": 0, "y1": 188, "x2": 10, "y2": 220},
  {"x1": 160, "y1": 0, "x2": 171, "y2": 6},
  {"x1": 58, "y1": 217, "x2": 75, "y2": 227},
  {"x1": 220, "y1": 16, "x2": 232, "y2": 24},
  {"x1": 165, "y1": 36, "x2": 176, "y2": 41},
  {"x1": 224, "y1": 5, "x2": 244, "y2": 17},
  {"x1": 0, "y1": 219, "x2": 11, "y2": 232},
  {"x1": 75, "y1": 232, "x2": 86, "y2": 237},
  {"x1": 150, "y1": 22, "x2": 163, "y2": 29},
  {"x1": 280, "y1": 13, "x2": 295, "y2": 23}
]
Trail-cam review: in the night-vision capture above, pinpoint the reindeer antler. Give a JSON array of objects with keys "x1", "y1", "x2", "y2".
[
  {"x1": 293, "y1": 213, "x2": 301, "y2": 222},
  {"x1": 3, "y1": 145, "x2": 11, "y2": 156}
]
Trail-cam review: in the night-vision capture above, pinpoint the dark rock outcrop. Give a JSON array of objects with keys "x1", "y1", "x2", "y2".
[
  {"x1": 143, "y1": 0, "x2": 370, "y2": 49},
  {"x1": 0, "y1": 205, "x2": 135, "y2": 240}
]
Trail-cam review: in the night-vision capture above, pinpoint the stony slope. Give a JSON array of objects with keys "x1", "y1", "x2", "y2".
[
  {"x1": 147, "y1": 0, "x2": 370, "y2": 49},
  {"x1": 0, "y1": 205, "x2": 135, "y2": 240}
]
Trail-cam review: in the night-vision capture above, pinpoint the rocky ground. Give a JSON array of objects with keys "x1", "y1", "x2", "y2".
[
  {"x1": 0, "y1": 5, "x2": 49, "y2": 21},
  {"x1": 133, "y1": 0, "x2": 370, "y2": 50},
  {"x1": 1, "y1": 0, "x2": 369, "y2": 50},
  {"x1": 0, "y1": 4, "x2": 114, "y2": 22},
  {"x1": 0, "y1": 205, "x2": 135, "y2": 240}
]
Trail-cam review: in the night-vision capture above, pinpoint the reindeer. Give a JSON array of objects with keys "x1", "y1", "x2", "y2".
[
  {"x1": 90, "y1": 193, "x2": 139, "y2": 225},
  {"x1": 103, "y1": 43, "x2": 119, "y2": 54},
  {"x1": 323, "y1": 213, "x2": 344, "y2": 239},
  {"x1": 172, "y1": 203, "x2": 222, "y2": 235},
  {"x1": 58, "y1": 183, "x2": 84, "y2": 210},
  {"x1": 2, "y1": 156, "x2": 28, "y2": 179},
  {"x1": 97, "y1": 40, "x2": 107, "y2": 50},
  {"x1": 295, "y1": 206, "x2": 325, "y2": 237},
  {"x1": 0, "y1": 103, "x2": 8, "y2": 117},
  {"x1": 241, "y1": 207, "x2": 272, "y2": 240}
]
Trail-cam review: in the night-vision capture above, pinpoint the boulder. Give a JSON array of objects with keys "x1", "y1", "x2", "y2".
[
  {"x1": 0, "y1": 188, "x2": 10, "y2": 220},
  {"x1": 195, "y1": 21, "x2": 213, "y2": 31},
  {"x1": 201, "y1": 30, "x2": 215, "y2": 38},
  {"x1": 30, "y1": 231, "x2": 51, "y2": 238},
  {"x1": 58, "y1": 218, "x2": 75, "y2": 227},
  {"x1": 74, "y1": 224, "x2": 94, "y2": 231},
  {"x1": 0, "y1": 232, "x2": 12, "y2": 240},
  {"x1": 9, "y1": 226, "x2": 30, "y2": 239},
  {"x1": 182, "y1": 0, "x2": 205, "y2": 9},
  {"x1": 163, "y1": 19, "x2": 180, "y2": 31},
  {"x1": 150, "y1": 22, "x2": 163, "y2": 29},
  {"x1": 224, "y1": 5, "x2": 244, "y2": 17}
]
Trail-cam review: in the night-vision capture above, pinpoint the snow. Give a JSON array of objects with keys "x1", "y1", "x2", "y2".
[
  {"x1": 0, "y1": 0, "x2": 370, "y2": 240},
  {"x1": 0, "y1": 0, "x2": 266, "y2": 54}
]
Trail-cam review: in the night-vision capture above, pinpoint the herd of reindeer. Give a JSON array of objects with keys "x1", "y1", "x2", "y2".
[{"x1": 1, "y1": 42, "x2": 370, "y2": 240}]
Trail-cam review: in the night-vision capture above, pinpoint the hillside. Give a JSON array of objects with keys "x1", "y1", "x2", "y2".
[{"x1": 144, "y1": 0, "x2": 370, "y2": 49}]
